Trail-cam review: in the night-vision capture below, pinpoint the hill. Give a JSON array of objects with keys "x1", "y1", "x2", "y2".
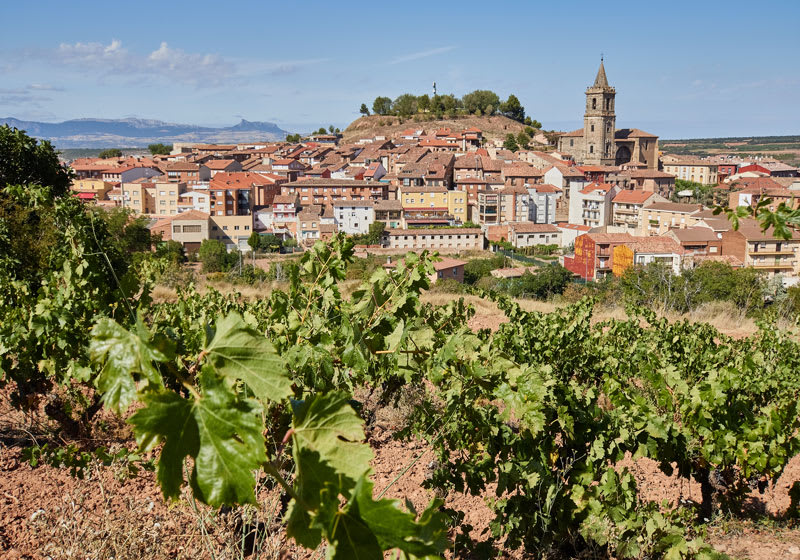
[
  {"x1": 342, "y1": 114, "x2": 530, "y2": 143},
  {"x1": 661, "y1": 135, "x2": 800, "y2": 166},
  {"x1": 0, "y1": 117, "x2": 288, "y2": 148}
]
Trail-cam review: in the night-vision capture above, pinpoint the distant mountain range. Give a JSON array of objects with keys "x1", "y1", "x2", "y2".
[{"x1": 0, "y1": 117, "x2": 289, "y2": 148}]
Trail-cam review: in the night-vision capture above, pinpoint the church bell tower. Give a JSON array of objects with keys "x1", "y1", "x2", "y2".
[{"x1": 583, "y1": 58, "x2": 616, "y2": 166}]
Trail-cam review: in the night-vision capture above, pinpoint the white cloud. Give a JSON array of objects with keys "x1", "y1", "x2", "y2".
[
  {"x1": 52, "y1": 39, "x2": 235, "y2": 86},
  {"x1": 389, "y1": 46, "x2": 455, "y2": 65}
]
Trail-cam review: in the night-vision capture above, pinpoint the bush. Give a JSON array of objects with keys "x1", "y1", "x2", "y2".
[
  {"x1": 463, "y1": 255, "x2": 505, "y2": 285},
  {"x1": 198, "y1": 239, "x2": 237, "y2": 273}
]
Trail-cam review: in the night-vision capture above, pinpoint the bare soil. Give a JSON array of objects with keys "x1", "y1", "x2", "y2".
[{"x1": 343, "y1": 115, "x2": 530, "y2": 144}]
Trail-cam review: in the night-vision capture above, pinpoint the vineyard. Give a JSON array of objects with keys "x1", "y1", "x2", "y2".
[{"x1": 2, "y1": 131, "x2": 800, "y2": 559}]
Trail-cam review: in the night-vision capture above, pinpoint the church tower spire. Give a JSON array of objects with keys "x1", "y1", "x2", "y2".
[
  {"x1": 583, "y1": 58, "x2": 616, "y2": 165},
  {"x1": 593, "y1": 58, "x2": 609, "y2": 88}
]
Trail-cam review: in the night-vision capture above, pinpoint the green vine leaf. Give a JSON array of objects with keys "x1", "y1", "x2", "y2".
[{"x1": 204, "y1": 312, "x2": 291, "y2": 402}]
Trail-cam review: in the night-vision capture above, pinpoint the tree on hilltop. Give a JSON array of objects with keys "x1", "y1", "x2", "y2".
[
  {"x1": 147, "y1": 143, "x2": 172, "y2": 155},
  {"x1": 372, "y1": 96, "x2": 392, "y2": 116},
  {"x1": 500, "y1": 94, "x2": 525, "y2": 123},
  {"x1": 359, "y1": 103, "x2": 370, "y2": 116}
]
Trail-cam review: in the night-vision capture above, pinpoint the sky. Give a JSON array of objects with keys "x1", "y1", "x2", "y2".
[{"x1": 1, "y1": 0, "x2": 798, "y2": 138}]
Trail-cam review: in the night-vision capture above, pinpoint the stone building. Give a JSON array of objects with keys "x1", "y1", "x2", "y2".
[{"x1": 557, "y1": 60, "x2": 659, "y2": 169}]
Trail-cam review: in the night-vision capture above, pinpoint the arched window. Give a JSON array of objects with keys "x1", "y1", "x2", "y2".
[{"x1": 592, "y1": 98, "x2": 597, "y2": 109}]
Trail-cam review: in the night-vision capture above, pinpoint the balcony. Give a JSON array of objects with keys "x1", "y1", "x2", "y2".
[
  {"x1": 748, "y1": 250, "x2": 795, "y2": 256},
  {"x1": 752, "y1": 262, "x2": 794, "y2": 270}
]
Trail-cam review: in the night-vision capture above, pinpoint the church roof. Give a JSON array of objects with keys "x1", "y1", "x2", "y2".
[
  {"x1": 615, "y1": 128, "x2": 658, "y2": 139},
  {"x1": 593, "y1": 60, "x2": 609, "y2": 88},
  {"x1": 561, "y1": 128, "x2": 584, "y2": 137}
]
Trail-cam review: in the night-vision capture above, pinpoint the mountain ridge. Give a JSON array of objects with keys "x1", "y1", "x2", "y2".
[{"x1": 0, "y1": 117, "x2": 288, "y2": 148}]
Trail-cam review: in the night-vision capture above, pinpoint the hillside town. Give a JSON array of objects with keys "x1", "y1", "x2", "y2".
[{"x1": 67, "y1": 62, "x2": 800, "y2": 283}]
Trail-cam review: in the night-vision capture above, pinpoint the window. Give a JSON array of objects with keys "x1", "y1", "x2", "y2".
[
  {"x1": 590, "y1": 124, "x2": 595, "y2": 132},
  {"x1": 223, "y1": 226, "x2": 228, "y2": 230},
  {"x1": 234, "y1": 225, "x2": 240, "y2": 231},
  {"x1": 184, "y1": 225, "x2": 201, "y2": 233},
  {"x1": 589, "y1": 145, "x2": 594, "y2": 154},
  {"x1": 172, "y1": 225, "x2": 181, "y2": 233},
  {"x1": 592, "y1": 98, "x2": 597, "y2": 109}
]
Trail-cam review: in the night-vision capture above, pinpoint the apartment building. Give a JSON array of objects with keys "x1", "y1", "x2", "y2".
[
  {"x1": 281, "y1": 179, "x2": 388, "y2": 205},
  {"x1": 382, "y1": 228, "x2": 483, "y2": 251},
  {"x1": 568, "y1": 182, "x2": 619, "y2": 228},
  {"x1": 398, "y1": 185, "x2": 467, "y2": 225},
  {"x1": 165, "y1": 162, "x2": 210, "y2": 185},
  {"x1": 611, "y1": 190, "x2": 666, "y2": 233},
  {"x1": 639, "y1": 202, "x2": 703, "y2": 236},
  {"x1": 333, "y1": 200, "x2": 375, "y2": 235},
  {"x1": 720, "y1": 219, "x2": 800, "y2": 277},
  {"x1": 661, "y1": 157, "x2": 719, "y2": 185}
]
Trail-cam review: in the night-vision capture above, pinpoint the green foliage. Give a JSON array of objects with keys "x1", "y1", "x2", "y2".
[
  {"x1": 500, "y1": 263, "x2": 573, "y2": 299},
  {"x1": 98, "y1": 206, "x2": 155, "y2": 254},
  {"x1": 351, "y1": 221, "x2": 385, "y2": 246},
  {"x1": 393, "y1": 93, "x2": 419, "y2": 117},
  {"x1": 372, "y1": 96, "x2": 393, "y2": 116},
  {"x1": 499, "y1": 94, "x2": 526, "y2": 122},
  {"x1": 198, "y1": 239, "x2": 236, "y2": 272},
  {"x1": 0, "y1": 124, "x2": 73, "y2": 196},
  {"x1": 360, "y1": 103, "x2": 370, "y2": 116},
  {"x1": 516, "y1": 131, "x2": 531, "y2": 150},
  {"x1": 463, "y1": 255, "x2": 505, "y2": 285},
  {"x1": 98, "y1": 148, "x2": 123, "y2": 159},
  {"x1": 147, "y1": 143, "x2": 172, "y2": 155},
  {"x1": 285, "y1": 133, "x2": 302, "y2": 143},
  {"x1": 503, "y1": 133, "x2": 519, "y2": 152},
  {"x1": 462, "y1": 90, "x2": 500, "y2": 115}
]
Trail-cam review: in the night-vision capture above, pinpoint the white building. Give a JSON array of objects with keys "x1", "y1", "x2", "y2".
[
  {"x1": 568, "y1": 182, "x2": 619, "y2": 228},
  {"x1": 333, "y1": 200, "x2": 375, "y2": 235},
  {"x1": 527, "y1": 184, "x2": 561, "y2": 224},
  {"x1": 178, "y1": 190, "x2": 210, "y2": 214}
]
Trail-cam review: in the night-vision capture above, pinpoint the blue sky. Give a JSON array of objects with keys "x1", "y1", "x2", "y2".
[{"x1": 1, "y1": 0, "x2": 798, "y2": 138}]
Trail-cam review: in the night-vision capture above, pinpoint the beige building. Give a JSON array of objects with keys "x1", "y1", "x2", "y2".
[
  {"x1": 639, "y1": 202, "x2": 704, "y2": 236},
  {"x1": 661, "y1": 157, "x2": 719, "y2": 185},
  {"x1": 120, "y1": 180, "x2": 156, "y2": 214},
  {"x1": 611, "y1": 190, "x2": 667, "y2": 233},
  {"x1": 210, "y1": 215, "x2": 254, "y2": 251},
  {"x1": 153, "y1": 181, "x2": 186, "y2": 216},
  {"x1": 71, "y1": 178, "x2": 115, "y2": 200},
  {"x1": 383, "y1": 228, "x2": 483, "y2": 251},
  {"x1": 397, "y1": 186, "x2": 468, "y2": 224}
]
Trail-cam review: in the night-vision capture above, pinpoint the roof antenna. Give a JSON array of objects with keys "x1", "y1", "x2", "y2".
[{"x1": 600, "y1": 52, "x2": 604, "y2": 62}]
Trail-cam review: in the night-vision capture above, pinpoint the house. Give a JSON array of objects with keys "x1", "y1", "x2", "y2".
[
  {"x1": 527, "y1": 184, "x2": 561, "y2": 224},
  {"x1": 728, "y1": 180, "x2": 799, "y2": 211},
  {"x1": 661, "y1": 157, "x2": 719, "y2": 185},
  {"x1": 611, "y1": 190, "x2": 666, "y2": 233},
  {"x1": 150, "y1": 210, "x2": 210, "y2": 252},
  {"x1": 374, "y1": 199, "x2": 403, "y2": 229},
  {"x1": 281, "y1": 179, "x2": 387, "y2": 206},
  {"x1": 398, "y1": 185, "x2": 467, "y2": 226},
  {"x1": 486, "y1": 223, "x2": 561, "y2": 248},
  {"x1": 382, "y1": 228, "x2": 483, "y2": 251},
  {"x1": 363, "y1": 162, "x2": 387, "y2": 182},
  {"x1": 102, "y1": 165, "x2": 161, "y2": 184},
  {"x1": 665, "y1": 227, "x2": 722, "y2": 262},
  {"x1": 720, "y1": 219, "x2": 800, "y2": 278},
  {"x1": 333, "y1": 200, "x2": 375, "y2": 235},
  {"x1": 296, "y1": 210, "x2": 322, "y2": 245},
  {"x1": 639, "y1": 202, "x2": 704, "y2": 236},
  {"x1": 568, "y1": 182, "x2": 620, "y2": 228},
  {"x1": 629, "y1": 237, "x2": 684, "y2": 275},
  {"x1": 431, "y1": 258, "x2": 466, "y2": 283},
  {"x1": 555, "y1": 223, "x2": 592, "y2": 248},
  {"x1": 71, "y1": 179, "x2": 115, "y2": 200},
  {"x1": 165, "y1": 162, "x2": 211, "y2": 185},
  {"x1": 204, "y1": 159, "x2": 243, "y2": 177}
]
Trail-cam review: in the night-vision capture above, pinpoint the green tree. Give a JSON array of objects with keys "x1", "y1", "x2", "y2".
[
  {"x1": 0, "y1": 125, "x2": 73, "y2": 197},
  {"x1": 315, "y1": 127, "x2": 327, "y2": 135},
  {"x1": 359, "y1": 103, "x2": 370, "y2": 116},
  {"x1": 147, "y1": 143, "x2": 172, "y2": 156},
  {"x1": 462, "y1": 90, "x2": 500, "y2": 114},
  {"x1": 99, "y1": 207, "x2": 154, "y2": 254},
  {"x1": 372, "y1": 96, "x2": 393, "y2": 116},
  {"x1": 416, "y1": 94, "x2": 430, "y2": 113},
  {"x1": 248, "y1": 231, "x2": 261, "y2": 254},
  {"x1": 155, "y1": 240, "x2": 185, "y2": 264},
  {"x1": 98, "y1": 148, "x2": 122, "y2": 159},
  {"x1": 503, "y1": 133, "x2": 519, "y2": 152},
  {"x1": 198, "y1": 239, "x2": 231, "y2": 272},
  {"x1": 352, "y1": 221, "x2": 385, "y2": 245},
  {"x1": 499, "y1": 94, "x2": 525, "y2": 122},
  {"x1": 259, "y1": 233, "x2": 283, "y2": 252},
  {"x1": 393, "y1": 94, "x2": 418, "y2": 117},
  {"x1": 286, "y1": 133, "x2": 301, "y2": 143},
  {"x1": 516, "y1": 131, "x2": 531, "y2": 150}
]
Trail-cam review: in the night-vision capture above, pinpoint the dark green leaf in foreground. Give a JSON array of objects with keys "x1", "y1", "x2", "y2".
[{"x1": 90, "y1": 317, "x2": 174, "y2": 413}]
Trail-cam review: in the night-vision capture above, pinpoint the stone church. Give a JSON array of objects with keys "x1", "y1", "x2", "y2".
[{"x1": 557, "y1": 61, "x2": 659, "y2": 169}]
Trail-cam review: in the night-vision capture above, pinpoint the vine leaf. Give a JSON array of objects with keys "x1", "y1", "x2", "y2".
[
  {"x1": 128, "y1": 367, "x2": 266, "y2": 506},
  {"x1": 204, "y1": 312, "x2": 291, "y2": 402},
  {"x1": 89, "y1": 316, "x2": 174, "y2": 413}
]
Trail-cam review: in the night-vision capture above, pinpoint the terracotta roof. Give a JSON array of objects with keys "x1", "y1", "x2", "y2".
[
  {"x1": 433, "y1": 258, "x2": 466, "y2": 271},
  {"x1": 282, "y1": 179, "x2": 375, "y2": 188},
  {"x1": 273, "y1": 194, "x2": 298, "y2": 204},
  {"x1": 556, "y1": 223, "x2": 592, "y2": 231},
  {"x1": 532, "y1": 184, "x2": 562, "y2": 193},
  {"x1": 173, "y1": 210, "x2": 210, "y2": 221},
  {"x1": 580, "y1": 182, "x2": 614, "y2": 195},
  {"x1": 612, "y1": 190, "x2": 655, "y2": 204},
  {"x1": 511, "y1": 223, "x2": 560, "y2": 233},
  {"x1": 204, "y1": 159, "x2": 237, "y2": 169},
  {"x1": 631, "y1": 237, "x2": 683, "y2": 255},
  {"x1": 584, "y1": 232, "x2": 636, "y2": 243},
  {"x1": 375, "y1": 199, "x2": 403, "y2": 211},
  {"x1": 333, "y1": 200, "x2": 374, "y2": 208},
  {"x1": 669, "y1": 227, "x2": 718, "y2": 243},
  {"x1": 400, "y1": 186, "x2": 448, "y2": 194},
  {"x1": 614, "y1": 128, "x2": 658, "y2": 139},
  {"x1": 560, "y1": 128, "x2": 584, "y2": 137}
]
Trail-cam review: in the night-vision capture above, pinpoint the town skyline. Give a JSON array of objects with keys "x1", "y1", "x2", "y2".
[{"x1": 2, "y1": 0, "x2": 798, "y2": 138}]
